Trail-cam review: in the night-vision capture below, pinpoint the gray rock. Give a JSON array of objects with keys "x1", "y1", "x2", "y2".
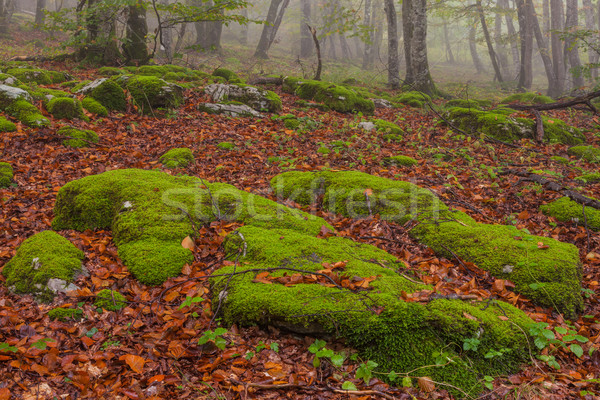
[
  {"x1": 0, "y1": 84, "x2": 33, "y2": 108},
  {"x1": 372, "y1": 98, "x2": 393, "y2": 109},
  {"x1": 198, "y1": 102, "x2": 262, "y2": 118},
  {"x1": 358, "y1": 121, "x2": 376, "y2": 131},
  {"x1": 76, "y1": 78, "x2": 108, "y2": 95},
  {"x1": 46, "y1": 278, "x2": 80, "y2": 294},
  {"x1": 204, "y1": 84, "x2": 279, "y2": 112}
]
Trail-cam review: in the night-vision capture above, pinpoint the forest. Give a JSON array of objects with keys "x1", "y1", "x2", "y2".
[{"x1": 0, "y1": 0, "x2": 599, "y2": 399}]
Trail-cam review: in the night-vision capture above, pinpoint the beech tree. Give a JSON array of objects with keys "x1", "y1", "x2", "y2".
[{"x1": 403, "y1": 0, "x2": 436, "y2": 95}]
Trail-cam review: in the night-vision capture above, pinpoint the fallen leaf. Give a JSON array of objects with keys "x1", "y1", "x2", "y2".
[
  {"x1": 181, "y1": 236, "x2": 195, "y2": 250},
  {"x1": 119, "y1": 354, "x2": 146, "y2": 373},
  {"x1": 417, "y1": 376, "x2": 436, "y2": 392}
]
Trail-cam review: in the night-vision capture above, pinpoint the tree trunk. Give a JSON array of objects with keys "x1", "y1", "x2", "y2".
[
  {"x1": 402, "y1": 0, "x2": 414, "y2": 83},
  {"x1": 542, "y1": 0, "x2": 550, "y2": 38},
  {"x1": 443, "y1": 22, "x2": 455, "y2": 63},
  {"x1": 494, "y1": 1, "x2": 509, "y2": 76},
  {"x1": 338, "y1": 34, "x2": 352, "y2": 59},
  {"x1": 158, "y1": 0, "x2": 173, "y2": 61},
  {"x1": 407, "y1": 0, "x2": 436, "y2": 94},
  {"x1": 502, "y1": 0, "x2": 520, "y2": 77},
  {"x1": 84, "y1": 0, "x2": 121, "y2": 65},
  {"x1": 583, "y1": 0, "x2": 598, "y2": 80},
  {"x1": 35, "y1": 0, "x2": 46, "y2": 27},
  {"x1": 564, "y1": 0, "x2": 585, "y2": 89},
  {"x1": 194, "y1": 0, "x2": 223, "y2": 52},
  {"x1": 254, "y1": 0, "x2": 289, "y2": 58},
  {"x1": 550, "y1": 0, "x2": 565, "y2": 94},
  {"x1": 0, "y1": 0, "x2": 14, "y2": 34},
  {"x1": 300, "y1": 0, "x2": 312, "y2": 58},
  {"x1": 123, "y1": 3, "x2": 149, "y2": 65},
  {"x1": 516, "y1": 0, "x2": 533, "y2": 89},
  {"x1": 384, "y1": 0, "x2": 400, "y2": 89},
  {"x1": 527, "y1": 0, "x2": 559, "y2": 96},
  {"x1": 362, "y1": 0, "x2": 374, "y2": 68},
  {"x1": 477, "y1": 0, "x2": 503, "y2": 82},
  {"x1": 373, "y1": 2, "x2": 384, "y2": 61},
  {"x1": 469, "y1": 23, "x2": 485, "y2": 73},
  {"x1": 240, "y1": 5, "x2": 248, "y2": 45}
]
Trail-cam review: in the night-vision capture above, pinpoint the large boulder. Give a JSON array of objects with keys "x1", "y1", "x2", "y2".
[
  {"x1": 76, "y1": 78, "x2": 127, "y2": 111},
  {"x1": 124, "y1": 76, "x2": 183, "y2": 114},
  {"x1": 0, "y1": 85, "x2": 50, "y2": 127},
  {"x1": 204, "y1": 83, "x2": 282, "y2": 112},
  {"x1": 198, "y1": 102, "x2": 262, "y2": 117}
]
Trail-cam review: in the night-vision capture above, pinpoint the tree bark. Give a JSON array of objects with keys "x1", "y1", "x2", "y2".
[
  {"x1": 494, "y1": 0, "x2": 509, "y2": 76},
  {"x1": 406, "y1": 0, "x2": 436, "y2": 94},
  {"x1": 516, "y1": 0, "x2": 533, "y2": 89},
  {"x1": 476, "y1": 0, "x2": 503, "y2": 82},
  {"x1": 0, "y1": 0, "x2": 14, "y2": 34},
  {"x1": 254, "y1": 0, "x2": 289, "y2": 58},
  {"x1": 123, "y1": 3, "x2": 149, "y2": 65},
  {"x1": 469, "y1": 23, "x2": 485, "y2": 73},
  {"x1": 550, "y1": 0, "x2": 565, "y2": 94},
  {"x1": 564, "y1": 0, "x2": 585, "y2": 90},
  {"x1": 527, "y1": 0, "x2": 559, "y2": 97},
  {"x1": 402, "y1": 0, "x2": 414, "y2": 83},
  {"x1": 362, "y1": 0, "x2": 374, "y2": 68},
  {"x1": 582, "y1": 0, "x2": 598, "y2": 80},
  {"x1": 300, "y1": 0, "x2": 312, "y2": 58},
  {"x1": 502, "y1": 0, "x2": 520, "y2": 77},
  {"x1": 35, "y1": 0, "x2": 46, "y2": 27},
  {"x1": 194, "y1": 0, "x2": 223, "y2": 52},
  {"x1": 383, "y1": 0, "x2": 400, "y2": 89}
]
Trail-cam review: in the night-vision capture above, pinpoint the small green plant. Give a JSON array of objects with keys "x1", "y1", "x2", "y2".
[
  {"x1": 355, "y1": 360, "x2": 378, "y2": 384},
  {"x1": 527, "y1": 322, "x2": 589, "y2": 368},
  {"x1": 179, "y1": 296, "x2": 203, "y2": 309},
  {"x1": 462, "y1": 337, "x2": 481, "y2": 352},
  {"x1": 308, "y1": 339, "x2": 345, "y2": 368},
  {"x1": 101, "y1": 340, "x2": 121, "y2": 350},
  {"x1": 198, "y1": 328, "x2": 228, "y2": 350},
  {"x1": 0, "y1": 342, "x2": 17, "y2": 353},
  {"x1": 30, "y1": 338, "x2": 55, "y2": 350}
]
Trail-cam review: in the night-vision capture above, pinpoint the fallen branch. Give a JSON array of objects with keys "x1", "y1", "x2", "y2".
[
  {"x1": 501, "y1": 169, "x2": 600, "y2": 210},
  {"x1": 506, "y1": 89, "x2": 600, "y2": 113},
  {"x1": 248, "y1": 76, "x2": 284, "y2": 85}
]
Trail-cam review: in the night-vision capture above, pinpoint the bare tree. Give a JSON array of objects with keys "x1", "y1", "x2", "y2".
[
  {"x1": 582, "y1": 0, "x2": 598, "y2": 80},
  {"x1": 362, "y1": 0, "x2": 374, "y2": 68},
  {"x1": 254, "y1": 0, "x2": 290, "y2": 58},
  {"x1": 383, "y1": 0, "x2": 399, "y2": 89},
  {"x1": 403, "y1": 0, "x2": 436, "y2": 94},
  {"x1": 516, "y1": 0, "x2": 533, "y2": 89},
  {"x1": 550, "y1": 0, "x2": 565, "y2": 94},
  {"x1": 123, "y1": 2, "x2": 148, "y2": 65},
  {"x1": 476, "y1": 0, "x2": 503, "y2": 82},
  {"x1": 0, "y1": 0, "x2": 15, "y2": 34},
  {"x1": 300, "y1": 0, "x2": 312, "y2": 58},
  {"x1": 35, "y1": 0, "x2": 46, "y2": 27},
  {"x1": 469, "y1": 23, "x2": 485, "y2": 73}
]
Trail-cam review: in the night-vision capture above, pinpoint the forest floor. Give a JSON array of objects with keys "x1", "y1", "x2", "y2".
[{"x1": 0, "y1": 20, "x2": 600, "y2": 400}]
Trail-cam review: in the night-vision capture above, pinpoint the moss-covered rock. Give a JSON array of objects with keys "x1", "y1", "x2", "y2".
[
  {"x1": 205, "y1": 83, "x2": 282, "y2": 113},
  {"x1": 98, "y1": 67, "x2": 126, "y2": 76},
  {"x1": 284, "y1": 118, "x2": 300, "y2": 129},
  {"x1": 0, "y1": 162, "x2": 13, "y2": 187},
  {"x1": 283, "y1": 77, "x2": 374, "y2": 115},
  {"x1": 568, "y1": 145, "x2": 600, "y2": 163},
  {"x1": 0, "y1": 84, "x2": 32, "y2": 109},
  {"x1": 394, "y1": 91, "x2": 431, "y2": 108},
  {"x1": 541, "y1": 197, "x2": 600, "y2": 231},
  {"x1": 125, "y1": 76, "x2": 183, "y2": 114},
  {"x1": 212, "y1": 224, "x2": 535, "y2": 396},
  {"x1": 48, "y1": 307, "x2": 83, "y2": 321},
  {"x1": 576, "y1": 172, "x2": 600, "y2": 183},
  {"x1": 445, "y1": 98, "x2": 491, "y2": 109},
  {"x1": 46, "y1": 97, "x2": 87, "y2": 120},
  {"x1": 551, "y1": 156, "x2": 570, "y2": 164},
  {"x1": 6, "y1": 68, "x2": 69, "y2": 85},
  {"x1": 2, "y1": 231, "x2": 84, "y2": 301},
  {"x1": 373, "y1": 119, "x2": 402, "y2": 135},
  {"x1": 81, "y1": 96, "x2": 108, "y2": 116},
  {"x1": 0, "y1": 116, "x2": 16, "y2": 132},
  {"x1": 160, "y1": 148, "x2": 194, "y2": 168},
  {"x1": 5, "y1": 99, "x2": 49, "y2": 127},
  {"x1": 52, "y1": 169, "x2": 330, "y2": 285},
  {"x1": 212, "y1": 68, "x2": 242, "y2": 83},
  {"x1": 0, "y1": 73, "x2": 22, "y2": 86},
  {"x1": 383, "y1": 155, "x2": 418, "y2": 167},
  {"x1": 271, "y1": 170, "x2": 583, "y2": 317},
  {"x1": 217, "y1": 142, "x2": 235, "y2": 150},
  {"x1": 500, "y1": 92, "x2": 554, "y2": 105},
  {"x1": 76, "y1": 78, "x2": 127, "y2": 111},
  {"x1": 57, "y1": 126, "x2": 99, "y2": 148},
  {"x1": 446, "y1": 107, "x2": 584, "y2": 144},
  {"x1": 94, "y1": 289, "x2": 127, "y2": 311}
]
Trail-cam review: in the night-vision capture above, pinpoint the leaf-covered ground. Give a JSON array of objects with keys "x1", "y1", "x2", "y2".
[{"x1": 1, "y1": 30, "x2": 600, "y2": 400}]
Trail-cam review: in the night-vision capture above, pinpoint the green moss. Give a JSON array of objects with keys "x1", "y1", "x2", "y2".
[
  {"x1": 394, "y1": 91, "x2": 431, "y2": 108},
  {"x1": 373, "y1": 119, "x2": 402, "y2": 135},
  {"x1": 445, "y1": 99, "x2": 490, "y2": 109},
  {"x1": 57, "y1": 127, "x2": 99, "y2": 148},
  {"x1": 284, "y1": 78, "x2": 375, "y2": 115},
  {"x1": 271, "y1": 171, "x2": 583, "y2": 317},
  {"x1": 0, "y1": 116, "x2": 16, "y2": 132},
  {"x1": 317, "y1": 146, "x2": 330, "y2": 155},
  {"x1": 212, "y1": 225, "x2": 534, "y2": 396},
  {"x1": 0, "y1": 162, "x2": 13, "y2": 187},
  {"x1": 48, "y1": 307, "x2": 83, "y2": 321},
  {"x1": 2, "y1": 231, "x2": 84, "y2": 299},
  {"x1": 5, "y1": 99, "x2": 50, "y2": 127},
  {"x1": 81, "y1": 96, "x2": 108, "y2": 116},
  {"x1": 0, "y1": 73, "x2": 23, "y2": 86},
  {"x1": 551, "y1": 156, "x2": 570, "y2": 164},
  {"x1": 212, "y1": 68, "x2": 241, "y2": 82},
  {"x1": 264, "y1": 90, "x2": 282, "y2": 112},
  {"x1": 163, "y1": 71, "x2": 199, "y2": 82},
  {"x1": 501, "y1": 92, "x2": 554, "y2": 105},
  {"x1": 97, "y1": 67, "x2": 126, "y2": 76},
  {"x1": 89, "y1": 79, "x2": 127, "y2": 111},
  {"x1": 94, "y1": 289, "x2": 127, "y2": 311},
  {"x1": 446, "y1": 107, "x2": 584, "y2": 144},
  {"x1": 568, "y1": 145, "x2": 600, "y2": 163},
  {"x1": 541, "y1": 197, "x2": 600, "y2": 231},
  {"x1": 27, "y1": 88, "x2": 71, "y2": 105},
  {"x1": 383, "y1": 155, "x2": 418, "y2": 167},
  {"x1": 52, "y1": 169, "x2": 330, "y2": 285},
  {"x1": 217, "y1": 142, "x2": 235, "y2": 150},
  {"x1": 284, "y1": 118, "x2": 301, "y2": 129},
  {"x1": 160, "y1": 147, "x2": 194, "y2": 168},
  {"x1": 46, "y1": 97, "x2": 87, "y2": 120},
  {"x1": 6, "y1": 68, "x2": 51, "y2": 85},
  {"x1": 383, "y1": 134, "x2": 403, "y2": 143},
  {"x1": 576, "y1": 172, "x2": 600, "y2": 183},
  {"x1": 126, "y1": 76, "x2": 183, "y2": 114}
]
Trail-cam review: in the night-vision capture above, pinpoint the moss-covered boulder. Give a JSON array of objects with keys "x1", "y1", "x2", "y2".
[
  {"x1": 6, "y1": 68, "x2": 70, "y2": 85},
  {"x1": 445, "y1": 99, "x2": 490, "y2": 110},
  {"x1": 271, "y1": 171, "x2": 583, "y2": 317},
  {"x1": 446, "y1": 107, "x2": 584, "y2": 144},
  {"x1": 0, "y1": 162, "x2": 13, "y2": 187},
  {"x1": 212, "y1": 68, "x2": 242, "y2": 83},
  {"x1": 95, "y1": 289, "x2": 127, "y2": 311},
  {"x1": 568, "y1": 145, "x2": 600, "y2": 163},
  {"x1": 52, "y1": 169, "x2": 329, "y2": 285},
  {"x1": 205, "y1": 83, "x2": 281, "y2": 113},
  {"x1": 576, "y1": 172, "x2": 600, "y2": 183},
  {"x1": 160, "y1": 148, "x2": 194, "y2": 168},
  {"x1": 98, "y1": 67, "x2": 126, "y2": 76},
  {"x1": 46, "y1": 97, "x2": 87, "y2": 120},
  {"x1": 541, "y1": 197, "x2": 600, "y2": 231},
  {"x1": 198, "y1": 102, "x2": 262, "y2": 117},
  {"x1": 0, "y1": 116, "x2": 16, "y2": 132},
  {"x1": 48, "y1": 307, "x2": 83, "y2": 321},
  {"x1": 4, "y1": 99, "x2": 49, "y2": 127},
  {"x1": 0, "y1": 84, "x2": 32, "y2": 108},
  {"x1": 394, "y1": 91, "x2": 431, "y2": 108},
  {"x1": 76, "y1": 78, "x2": 127, "y2": 111},
  {"x1": 383, "y1": 155, "x2": 418, "y2": 167},
  {"x1": 81, "y1": 97, "x2": 108, "y2": 116},
  {"x1": 212, "y1": 224, "x2": 535, "y2": 396},
  {"x1": 2, "y1": 231, "x2": 84, "y2": 301},
  {"x1": 217, "y1": 142, "x2": 236, "y2": 150},
  {"x1": 0, "y1": 73, "x2": 22, "y2": 86},
  {"x1": 500, "y1": 92, "x2": 554, "y2": 105},
  {"x1": 283, "y1": 77, "x2": 375, "y2": 115},
  {"x1": 57, "y1": 126, "x2": 99, "y2": 148},
  {"x1": 125, "y1": 76, "x2": 183, "y2": 114},
  {"x1": 373, "y1": 119, "x2": 402, "y2": 135}
]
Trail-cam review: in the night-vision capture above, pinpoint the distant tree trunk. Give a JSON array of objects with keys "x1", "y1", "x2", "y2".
[
  {"x1": 550, "y1": 0, "x2": 565, "y2": 94},
  {"x1": 240, "y1": 5, "x2": 248, "y2": 45},
  {"x1": 527, "y1": 0, "x2": 559, "y2": 96},
  {"x1": 542, "y1": 0, "x2": 550, "y2": 38},
  {"x1": 194, "y1": 0, "x2": 223, "y2": 52},
  {"x1": 300, "y1": 0, "x2": 312, "y2": 57},
  {"x1": 582, "y1": 0, "x2": 598, "y2": 80},
  {"x1": 254, "y1": 0, "x2": 289, "y2": 58},
  {"x1": 35, "y1": 0, "x2": 46, "y2": 27},
  {"x1": 0, "y1": 0, "x2": 15, "y2": 34},
  {"x1": 158, "y1": 0, "x2": 173, "y2": 61},
  {"x1": 373, "y1": 3, "x2": 384, "y2": 61},
  {"x1": 502, "y1": 0, "x2": 520, "y2": 77},
  {"x1": 338, "y1": 34, "x2": 352, "y2": 59},
  {"x1": 477, "y1": 0, "x2": 503, "y2": 82},
  {"x1": 564, "y1": 0, "x2": 585, "y2": 89},
  {"x1": 443, "y1": 22, "x2": 455, "y2": 63},
  {"x1": 494, "y1": 0, "x2": 509, "y2": 77},
  {"x1": 469, "y1": 23, "x2": 485, "y2": 73},
  {"x1": 362, "y1": 0, "x2": 374, "y2": 68},
  {"x1": 123, "y1": 3, "x2": 149, "y2": 65},
  {"x1": 516, "y1": 0, "x2": 533, "y2": 89},
  {"x1": 384, "y1": 0, "x2": 400, "y2": 89},
  {"x1": 403, "y1": 0, "x2": 436, "y2": 94},
  {"x1": 84, "y1": 0, "x2": 121, "y2": 65}
]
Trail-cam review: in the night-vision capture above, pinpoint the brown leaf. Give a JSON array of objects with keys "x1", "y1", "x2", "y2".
[
  {"x1": 119, "y1": 354, "x2": 146, "y2": 373},
  {"x1": 181, "y1": 236, "x2": 195, "y2": 251},
  {"x1": 417, "y1": 376, "x2": 436, "y2": 392}
]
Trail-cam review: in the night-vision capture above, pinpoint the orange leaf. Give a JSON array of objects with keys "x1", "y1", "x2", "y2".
[
  {"x1": 417, "y1": 376, "x2": 436, "y2": 392},
  {"x1": 181, "y1": 236, "x2": 195, "y2": 251},
  {"x1": 119, "y1": 354, "x2": 146, "y2": 373},
  {"x1": 517, "y1": 210, "x2": 529, "y2": 219},
  {"x1": 149, "y1": 374, "x2": 165, "y2": 384},
  {"x1": 537, "y1": 242, "x2": 549, "y2": 249},
  {"x1": 0, "y1": 388, "x2": 9, "y2": 400},
  {"x1": 463, "y1": 312, "x2": 477, "y2": 321},
  {"x1": 364, "y1": 188, "x2": 373, "y2": 196}
]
